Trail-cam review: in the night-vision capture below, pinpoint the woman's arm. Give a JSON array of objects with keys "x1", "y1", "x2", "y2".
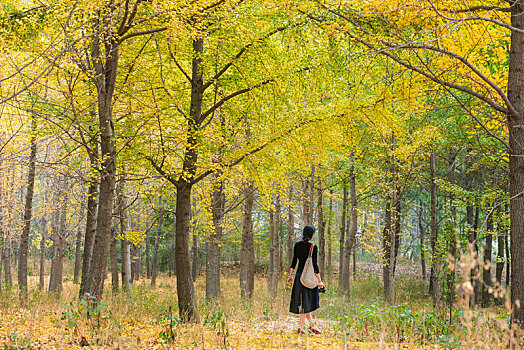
[
  {"x1": 287, "y1": 268, "x2": 294, "y2": 285},
  {"x1": 313, "y1": 245, "x2": 324, "y2": 288},
  {"x1": 287, "y1": 243, "x2": 298, "y2": 286},
  {"x1": 315, "y1": 272, "x2": 324, "y2": 288}
]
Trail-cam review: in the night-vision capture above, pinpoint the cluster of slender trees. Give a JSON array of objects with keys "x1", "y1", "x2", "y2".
[{"x1": 1, "y1": 0, "x2": 523, "y2": 326}]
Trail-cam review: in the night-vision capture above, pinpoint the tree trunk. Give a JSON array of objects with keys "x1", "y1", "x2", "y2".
[
  {"x1": 496, "y1": 230, "x2": 505, "y2": 287},
  {"x1": 118, "y1": 180, "x2": 132, "y2": 292},
  {"x1": 151, "y1": 196, "x2": 163, "y2": 287},
  {"x1": 17, "y1": 123, "x2": 37, "y2": 296},
  {"x1": 110, "y1": 227, "x2": 119, "y2": 293},
  {"x1": 444, "y1": 149, "x2": 458, "y2": 310},
  {"x1": 317, "y1": 187, "x2": 325, "y2": 279},
  {"x1": 146, "y1": 221, "x2": 151, "y2": 279},
  {"x1": 339, "y1": 185, "x2": 348, "y2": 286},
  {"x1": 39, "y1": 218, "x2": 47, "y2": 289},
  {"x1": 268, "y1": 206, "x2": 277, "y2": 294},
  {"x1": 275, "y1": 194, "x2": 282, "y2": 275},
  {"x1": 175, "y1": 182, "x2": 198, "y2": 321},
  {"x1": 3, "y1": 235, "x2": 12, "y2": 287},
  {"x1": 504, "y1": 203, "x2": 510, "y2": 288},
  {"x1": 240, "y1": 183, "x2": 255, "y2": 299},
  {"x1": 49, "y1": 177, "x2": 69, "y2": 295},
  {"x1": 496, "y1": 213, "x2": 505, "y2": 304},
  {"x1": 302, "y1": 166, "x2": 315, "y2": 226},
  {"x1": 382, "y1": 194, "x2": 393, "y2": 301},
  {"x1": 507, "y1": 2, "x2": 524, "y2": 323},
  {"x1": 342, "y1": 161, "x2": 357, "y2": 296},
  {"x1": 327, "y1": 190, "x2": 333, "y2": 285},
  {"x1": 417, "y1": 203, "x2": 426, "y2": 281},
  {"x1": 206, "y1": 174, "x2": 225, "y2": 299},
  {"x1": 481, "y1": 213, "x2": 494, "y2": 307},
  {"x1": 191, "y1": 228, "x2": 198, "y2": 282},
  {"x1": 287, "y1": 185, "x2": 294, "y2": 268},
  {"x1": 73, "y1": 229, "x2": 82, "y2": 284},
  {"x1": 85, "y1": 17, "x2": 119, "y2": 300},
  {"x1": 79, "y1": 178, "x2": 98, "y2": 297},
  {"x1": 428, "y1": 148, "x2": 440, "y2": 304}
]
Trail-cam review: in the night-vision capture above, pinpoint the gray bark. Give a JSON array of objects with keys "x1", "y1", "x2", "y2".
[
  {"x1": 110, "y1": 227, "x2": 119, "y2": 293},
  {"x1": 287, "y1": 185, "x2": 294, "y2": 268},
  {"x1": 118, "y1": 179, "x2": 132, "y2": 292},
  {"x1": 38, "y1": 218, "x2": 47, "y2": 289},
  {"x1": 240, "y1": 183, "x2": 255, "y2": 298},
  {"x1": 151, "y1": 196, "x2": 163, "y2": 287},
  {"x1": 428, "y1": 148, "x2": 440, "y2": 304},
  {"x1": 17, "y1": 123, "x2": 37, "y2": 296},
  {"x1": 206, "y1": 174, "x2": 225, "y2": 299},
  {"x1": 73, "y1": 229, "x2": 82, "y2": 284},
  {"x1": 49, "y1": 176, "x2": 69, "y2": 294},
  {"x1": 339, "y1": 185, "x2": 348, "y2": 286},
  {"x1": 317, "y1": 187, "x2": 325, "y2": 279}
]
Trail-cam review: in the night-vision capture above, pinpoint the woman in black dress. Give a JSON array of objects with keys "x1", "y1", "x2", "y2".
[{"x1": 287, "y1": 225, "x2": 324, "y2": 334}]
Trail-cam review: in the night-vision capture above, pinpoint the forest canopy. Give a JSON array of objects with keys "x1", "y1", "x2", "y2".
[{"x1": 0, "y1": 0, "x2": 521, "y2": 348}]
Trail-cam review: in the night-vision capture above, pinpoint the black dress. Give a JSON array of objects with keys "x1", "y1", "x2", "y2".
[{"x1": 289, "y1": 241, "x2": 320, "y2": 314}]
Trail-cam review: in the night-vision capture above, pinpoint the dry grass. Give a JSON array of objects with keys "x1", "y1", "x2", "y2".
[{"x1": 0, "y1": 270, "x2": 521, "y2": 349}]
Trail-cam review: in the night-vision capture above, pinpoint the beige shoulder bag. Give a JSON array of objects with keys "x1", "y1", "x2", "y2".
[{"x1": 300, "y1": 244, "x2": 318, "y2": 289}]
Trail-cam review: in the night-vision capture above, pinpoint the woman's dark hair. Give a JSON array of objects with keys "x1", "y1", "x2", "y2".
[{"x1": 302, "y1": 225, "x2": 316, "y2": 242}]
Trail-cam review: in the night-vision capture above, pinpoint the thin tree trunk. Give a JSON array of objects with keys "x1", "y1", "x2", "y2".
[
  {"x1": 3, "y1": 235, "x2": 12, "y2": 287},
  {"x1": 39, "y1": 218, "x2": 47, "y2": 289},
  {"x1": 339, "y1": 186, "x2": 348, "y2": 286},
  {"x1": 496, "y1": 231, "x2": 505, "y2": 287},
  {"x1": 481, "y1": 213, "x2": 494, "y2": 307},
  {"x1": 268, "y1": 206, "x2": 276, "y2": 294},
  {"x1": 317, "y1": 187, "x2": 325, "y2": 279},
  {"x1": 428, "y1": 148, "x2": 440, "y2": 305},
  {"x1": 240, "y1": 183, "x2": 255, "y2": 298},
  {"x1": 191, "y1": 228, "x2": 198, "y2": 281},
  {"x1": 79, "y1": 177, "x2": 98, "y2": 297},
  {"x1": 118, "y1": 179, "x2": 132, "y2": 292},
  {"x1": 206, "y1": 174, "x2": 225, "y2": 299},
  {"x1": 342, "y1": 160, "x2": 357, "y2": 296},
  {"x1": 465, "y1": 148, "x2": 479, "y2": 306},
  {"x1": 49, "y1": 177, "x2": 69, "y2": 295},
  {"x1": 302, "y1": 166, "x2": 315, "y2": 225},
  {"x1": 151, "y1": 196, "x2": 163, "y2": 287},
  {"x1": 275, "y1": 193, "x2": 282, "y2": 275},
  {"x1": 327, "y1": 190, "x2": 333, "y2": 285},
  {"x1": 287, "y1": 185, "x2": 294, "y2": 268},
  {"x1": 146, "y1": 220, "x2": 151, "y2": 279},
  {"x1": 496, "y1": 213, "x2": 505, "y2": 304},
  {"x1": 444, "y1": 149, "x2": 458, "y2": 310},
  {"x1": 73, "y1": 229, "x2": 82, "y2": 284},
  {"x1": 505, "y1": 228, "x2": 510, "y2": 288},
  {"x1": 191, "y1": 196, "x2": 197, "y2": 281},
  {"x1": 18, "y1": 121, "x2": 37, "y2": 296},
  {"x1": 382, "y1": 194, "x2": 393, "y2": 301},
  {"x1": 418, "y1": 203, "x2": 427, "y2": 281},
  {"x1": 352, "y1": 243, "x2": 356, "y2": 279},
  {"x1": 110, "y1": 227, "x2": 119, "y2": 293}
]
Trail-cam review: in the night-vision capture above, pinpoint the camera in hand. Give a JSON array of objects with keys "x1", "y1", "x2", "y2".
[{"x1": 318, "y1": 286, "x2": 326, "y2": 293}]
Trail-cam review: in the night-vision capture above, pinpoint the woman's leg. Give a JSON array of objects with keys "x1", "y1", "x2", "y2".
[
  {"x1": 299, "y1": 313, "x2": 307, "y2": 331},
  {"x1": 305, "y1": 313, "x2": 321, "y2": 333}
]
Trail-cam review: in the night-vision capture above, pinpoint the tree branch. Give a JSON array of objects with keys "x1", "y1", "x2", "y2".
[
  {"x1": 119, "y1": 26, "x2": 167, "y2": 43},
  {"x1": 202, "y1": 24, "x2": 291, "y2": 91},
  {"x1": 191, "y1": 115, "x2": 333, "y2": 184}
]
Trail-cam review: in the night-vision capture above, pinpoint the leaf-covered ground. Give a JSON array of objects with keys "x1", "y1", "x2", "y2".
[
  {"x1": 0, "y1": 310, "x2": 436, "y2": 349},
  {"x1": 0, "y1": 269, "x2": 518, "y2": 349}
]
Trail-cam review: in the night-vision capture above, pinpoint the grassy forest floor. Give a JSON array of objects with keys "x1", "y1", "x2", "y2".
[{"x1": 0, "y1": 264, "x2": 522, "y2": 349}]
